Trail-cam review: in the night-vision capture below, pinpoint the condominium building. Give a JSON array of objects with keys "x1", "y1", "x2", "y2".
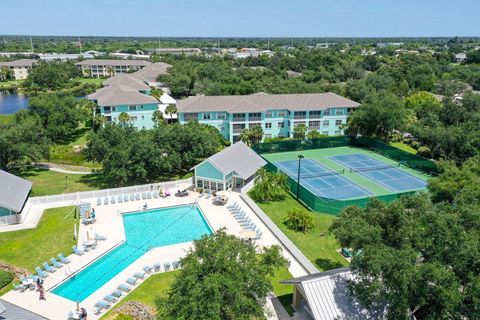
[
  {"x1": 0, "y1": 59, "x2": 36, "y2": 80},
  {"x1": 177, "y1": 92, "x2": 359, "y2": 143},
  {"x1": 76, "y1": 59, "x2": 152, "y2": 78},
  {"x1": 87, "y1": 73, "x2": 176, "y2": 129}
]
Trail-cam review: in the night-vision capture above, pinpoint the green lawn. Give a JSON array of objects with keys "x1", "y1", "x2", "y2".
[
  {"x1": 390, "y1": 142, "x2": 417, "y2": 154},
  {"x1": 253, "y1": 191, "x2": 348, "y2": 271},
  {"x1": 77, "y1": 78, "x2": 105, "y2": 85},
  {"x1": 0, "y1": 79, "x2": 24, "y2": 89},
  {"x1": 271, "y1": 266, "x2": 295, "y2": 315},
  {"x1": 0, "y1": 206, "x2": 78, "y2": 272},
  {"x1": 0, "y1": 114, "x2": 14, "y2": 125},
  {"x1": 15, "y1": 168, "x2": 104, "y2": 196}
]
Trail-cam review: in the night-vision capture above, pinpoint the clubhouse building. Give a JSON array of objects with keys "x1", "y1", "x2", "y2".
[
  {"x1": 0, "y1": 170, "x2": 32, "y2": 225},
  {"x1": 177, "y1": 92, "x2": 360, "y2": 143},
  {"x1": 0, "y1": 59, "x2": 36, "y2": 80}
]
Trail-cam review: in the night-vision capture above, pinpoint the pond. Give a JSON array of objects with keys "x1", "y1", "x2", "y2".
[{"x1": 0, "y1": 89, "x2": 29, "y2": 114}]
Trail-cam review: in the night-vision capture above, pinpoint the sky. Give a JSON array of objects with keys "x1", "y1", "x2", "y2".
[{"x1": 0, "y1": 0, "x2": 479, "y2": 37}]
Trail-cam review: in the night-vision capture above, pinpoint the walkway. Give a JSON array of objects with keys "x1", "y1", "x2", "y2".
[{"x1": 35, "y1": 162, "x2": 93, "y2": 175}]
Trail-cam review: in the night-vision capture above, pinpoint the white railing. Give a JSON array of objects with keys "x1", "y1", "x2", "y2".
[
  {"x1": 0, "y1": 214, "x2": 18, "y2": 226},
  {"x1": 240, "y1": 178, "x2": 256, "y2": 193},
  {"x1": 28, "y1": 178, "x2": 193, "y2": 206}
]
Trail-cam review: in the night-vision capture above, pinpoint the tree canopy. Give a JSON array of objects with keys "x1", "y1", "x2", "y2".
[{"x1": 156, "y1": 230, "x2": 288, "y2": 320}]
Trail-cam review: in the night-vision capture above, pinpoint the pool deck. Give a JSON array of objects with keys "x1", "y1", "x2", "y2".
[{"x1": 2, "y1": 190, "x2": 307, "y2": 320}]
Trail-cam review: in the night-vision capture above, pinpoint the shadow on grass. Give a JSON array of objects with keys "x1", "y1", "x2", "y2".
[
  {"x1": 56, "y1": 127, "x2": 91, "y2": 145},
  {"x1": 276, "y1": 293, "x2": 294, "y2": 316},
  {"x1": 314, "y1": 258, "x2": 344, "y2": 271}
]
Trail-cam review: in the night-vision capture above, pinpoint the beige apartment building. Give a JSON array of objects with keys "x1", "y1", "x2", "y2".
[
  {"x1": 0, "y1": 59, "x2": 36, "y2": 80},
  {"x1": 75, "y1": 59, "x2": 152, "y2": 78}
]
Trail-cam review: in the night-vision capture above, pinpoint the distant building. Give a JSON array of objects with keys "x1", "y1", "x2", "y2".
[
  {"x1": 0, "y1": 59, "x2": 36, "y2": 80},
  {"x1": 455, "y1": 52, "x2": 467, "y2": 63},
  {"x1": 376, "y1": 42, "x2": 403, "y2": 48},
  {"x1": 177, "y1": 92, "x2": 359, "y2": 143},
  {"x1": 282, "y1": 268, "x2": 387, "y2": 320},
  {"x1": 76, "y1": 59, "x2": 152, "y2": 78},
  {"x1": 110, "y1": 52, "x2": 151, "y2": 60},
  {"x1": 131, "y1": 62, "x2": 172, "y2": 87},
  {"x1": 38, "y1": 53, "x2": 95, "y2": 61},
  {"x1": 148, "y1": 48, "x2": 202, "y2": 56},
  {"x1": 0, "y1": 170, "x2": 32, "y2": 225}
]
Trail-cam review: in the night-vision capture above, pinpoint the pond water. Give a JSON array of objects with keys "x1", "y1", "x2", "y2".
[{"x1": 0, "y1": 90, "x2": 29, "y2": 114}]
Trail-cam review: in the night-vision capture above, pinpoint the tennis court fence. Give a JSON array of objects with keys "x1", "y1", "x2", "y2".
[
  {"x1": 265, "y1": 161, "x2": 416, "y2": 215},
  {"x1": 253, "y1": 136, "x2": 438, "y2": 176}
]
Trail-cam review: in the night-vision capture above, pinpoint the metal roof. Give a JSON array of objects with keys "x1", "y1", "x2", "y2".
[
  {"x1": 0, "y1": 299, "x2": 47, "y2": 319},
  {"x1": 76, "y1": 59, "x2": 151, "y2": 67},
  {"x1": 195, "y1": 141, "x2": 266, "y2": 179},
  {"x1": 177, "y1": 92, "x2": 360, "y2": 113},
  {"x1": 0, "y1": 59, "x2": 36, "y2": 67},
  {"x1": 282, "y1": 268, "x2": 386, "y2": 320},
  {"x1": 0, "y1": 170, "x2": 32, "y2": 213},
  {"x1": 87, "y1": 84, "x2": 158, "y2": 106},
  {"x1": 102, "y1": 74, "x2": 150, "y2": 91}
]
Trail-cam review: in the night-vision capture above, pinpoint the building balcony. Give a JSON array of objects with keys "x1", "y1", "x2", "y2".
[
  {"x1": 233, "y1": 128, "x2": 246, "y2": 134},
  {"x1": 248, "y1": 117, "x2": 261, "y2": 121},
  {"x1": 232, "y1": 118, "x2": 246, "y2": 122}
]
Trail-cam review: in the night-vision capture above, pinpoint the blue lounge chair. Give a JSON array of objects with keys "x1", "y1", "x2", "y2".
[
  {"x1": 97, "y1": 198, "x2": 102, "y2": 205},
  {"x1": 112, "y1": 290, "x2": 123, "y2": 298},
  {"x1": 50, "y1": 257, "x2": 63, "y2": 268},
  {"x1": 58, "y1": 253, "x2": 71, "y2": 264},
  {"x1": 103, "y1": 294, "x2": 117, "y2": 303},
  {"x1": 164, "y1": 262, "x2": 171, "y2": 271},
  {"x1": 205, "y1": 191, "x2": 211, "y2": 199},
  {"x1": 135, "y1": 193, "x2": 141, "y2": 201},
  {"x1": 141, "y1": 192, "x2": 147, "y2": 200},
  {"x1": 118, "y1": 284, "x2": 131, "y2": 292},
  {"x1": 153, "y1": 191, "x2": 159, "y2": 199},
  {"x1": 35, "y1": 267, "x2": 48, "y2": 278},
  {"x1": 42, "y1": 262, "x2": 56, "y2": 273},
  {"x1": 13, "y1": 283, "x2": 25, "y2": 291},
  {"x1": 103, "y1": 197, "x2": 109, "y2": 205},
  {"x1": 118, "y1": 195, "x2": 123, "y2": 203},
  {"x1": 172, "y1": 260, "x2": 180, "y2": 269},
  {"x1": 143, "y1": 265, "x2": 153, "y2": 274},
  {"x1": 147, "y1": 192, "x2": 152, "y2": 199},
  {"x1": 123, "y1": 194, "x2": 129, "y2": 202},
  {"x1": 133, "y1": 271, "x2": 145, "y2": 279},
  {"x1": 126, "y1": 277, "x2": 137, "y2": 285},
  {"x1": 154, "y1": 263, "x2": 161, "y2": 272},
  {"x1": 111, "y1": 196, "x2": 116, "y2": 204},
  {"x1": 94, "y1": 301, "x2": 110, "y2": 314},
  {"x1": 130, "y1": 194, "x2": 135, "y2": 201},
  {"x1": 72, "y1": 245, "x2": 84, "y2": 255}
]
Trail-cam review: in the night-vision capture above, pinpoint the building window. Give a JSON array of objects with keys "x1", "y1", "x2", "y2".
[
  {"x1": 249, "y1": 123, "x2": 261, "y2": 128},
  {"x1": 278, "y1": 122, "x2": 284, "y2": 128},
  {"x1": 141, "y1": 115, "x2": 145, "y2": 120},
  {"x1": 217, "y1": 183, "x2": 224, "y2": 191},
  {"x1": 233, "y1": 113, "x2": 246, "y2": 121},
  {"x1": 105, "y1": 116, "x2": 112, "y2": 121},
  {"x1": 323, "y1": 120, "x2": 330, "y2": 127},
  {"x1": 184, "y1": 113, "x2": 198, "y2": 121},
  {"x1": 265, "y1": 111, "x2": 273, "y2": 118},
  {"x1": 335, "y1": 109, "x2": 344, "y2": 115},
  {"x1": 335, "y1": 130, "x2": 341, "y2": 135},
  {"x1": 309, "y1": 121, "x2": 320, "y2": 130},
  {"x1": 294, "y1": 121, "x2": 306, "y2": 127},
  {"x1": 217, "y1": 112, "x2": 227, "y2": 120},
  {"x1": 278, "y1": 111, "x2": 287, "y2": 117},
  {"x1": 265, "y1": 122, "x2": 272, "y2": 129},
  {"x1": 265, "y1": 134, "x2": 272, "y2": 139},
  {"x1": 203, "y1": 113, "x2": 211, "y2": 120},
  {"x1": 131, "y1": 116, "x2": 138, "y2": 121},
  {"x1": 324, "y1": 109, "x2": 331, "y2": 116},
  {"x1": 309, "y1": 110, "x2": 321, "y2": 119},
  {"x1": 233, "y1": 123, "x2": 246, "y2": 133},
  {"x1": 197, "y1": 179, "x2": 203, "y2": 188},
  {"x1": 248, "y1": 113, "x2": 261, "y2": 121},
  {"x1": 294, "y1": 111, "x2": 306, "y2": 119},
  {"x1": 335, "y1": 120, "x2": 342, "y2": 126},
  {"x1": 129, "y1": 105, "x2": 137, "y2": 111},
  {"x1": 104, "y1": 106, "x2": 111, "y2": 114},
  {"x1": 322, "y1": 131, "x2": 329, "y2": 135},
  {"x1": 111, "y1": 106, "x2": 117, "y2": 112}
]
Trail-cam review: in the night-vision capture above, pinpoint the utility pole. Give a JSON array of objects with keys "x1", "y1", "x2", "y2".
[
  {"x1": 79, "y1": 36, "x2": 82, "y2": 54},
  {"x1": 30, "y1": 35, "x2": 34, "y2": 53}
]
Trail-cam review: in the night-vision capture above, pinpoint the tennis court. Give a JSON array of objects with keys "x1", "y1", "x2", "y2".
[
  {"x1": 275, "y1": 159, "x2": 372, "y2": 200},
  {"x1": 330, "y1": 154, "x2": 428, "y2": 192}
]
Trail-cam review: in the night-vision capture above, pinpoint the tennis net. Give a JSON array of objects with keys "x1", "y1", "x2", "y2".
[
  {"x1": 350, "y1": 163, "x2": 400, "y2": 173},
  {"x1": 282, "y1": 169, "x2": 345, "y2": 179}
]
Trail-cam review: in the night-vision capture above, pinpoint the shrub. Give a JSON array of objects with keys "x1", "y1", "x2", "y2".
[
  {"x1": 417, "y1": 146, "x2": 432, "y2": 158},
  {"x1": 114, "y1": 315, "x2": 134, "y2": 320},
  {"x1": 283, "y1": 209, "x2": 314, "y2": 233},
  {"x1": 0, "y1": 270, "x2": 14, "y2": 289},
  {"x1": 410, "y1": 140, "x2": 421, "y2": 150}
]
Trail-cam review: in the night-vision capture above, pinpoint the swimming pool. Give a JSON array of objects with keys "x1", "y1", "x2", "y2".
[{"x1": 52, "y1": 204, "x2": 212, "y2": 302}]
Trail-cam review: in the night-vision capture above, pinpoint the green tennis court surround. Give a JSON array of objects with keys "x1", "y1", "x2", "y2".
[{"x1": 256, "y1": 137, "x2": 436, "y2": 215}]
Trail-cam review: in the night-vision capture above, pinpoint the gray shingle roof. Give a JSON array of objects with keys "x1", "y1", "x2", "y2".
[
  {"x1": 87, "y1": 84, "x2": 158, "y2": 106},
  {"x1": 282, "y1": 268, "x2": 387, "y2": 320},
  {"x1": 76, "y1": 59, "x2": 151, "y2": 67},
  {"x1": 0, "y1": 170, "x2": 32, "y2": 213},
  {"x1": 132, "y1": 62, "x2": 171, "y2": 82},
  {"x1": 177, "y1": 92, "x2": 360, "y2": 113},
  {"x1": 0, "y1": 300, "x2": 47, "y2": 319},
  {"x1": 0, "y1": 59, "x2": 36, "y2": 67},
  {"x1": 102, "y1": 74, "x2": 150, "y2": 91},
  {"x1": 197, "y1": 141, "x2": 266, "y2": 179}
]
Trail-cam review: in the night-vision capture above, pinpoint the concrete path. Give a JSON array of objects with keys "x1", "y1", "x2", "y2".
[{"x1": 35, "y1": 162, "x2": 94, "y2": 175}]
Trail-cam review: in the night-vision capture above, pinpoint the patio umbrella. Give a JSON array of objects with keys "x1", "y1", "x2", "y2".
[
  {"x1": 86, "y1": 229, "x2": 91, "y2": 241},
  {"x1": 73, "y1": 223, "x2": 77, "y2": 240},
  {"x1": 216, "y1": 190, "x2": 228, "y2": 197},
  {"x1": 239, "y1": 229, "x2": 256, "y2": 240}
]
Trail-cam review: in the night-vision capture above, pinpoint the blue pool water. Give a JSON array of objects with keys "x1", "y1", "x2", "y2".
[{"x1": 52, "y1": 204, "x2": 212, "y2": 302}]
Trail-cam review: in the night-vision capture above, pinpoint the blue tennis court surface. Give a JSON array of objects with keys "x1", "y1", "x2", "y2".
[
  {"x1": 330, "y1": 154, "x2": 427, "y2": 192},
  {"x1": 275, "y1": 159, "x2": 372, "y2": 200}
]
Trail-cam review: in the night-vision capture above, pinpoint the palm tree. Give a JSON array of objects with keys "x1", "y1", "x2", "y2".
[
  {"x1": 150, "y1": 87, "x2": 163, "y2": 101},
  {"x1": 306, "y1": 130, "x2": 322, "y2": 140},
  {"x1": 239, "y1": 128, "x2": 251, "y2": 145},
  {"x1": 293, "y1": 124, "x2": 308, "y2": 140},
  {"x1": 249, "y1": 126, "x2": 264, "y2": 145},
  {"x1": 118, "y1": 112, "x2": 131, "y2": 125},
  {"x1": 152, "y1": 110, "x2": 165, "y2": 125},
  {"x1": 165, "y1": 104, "x2": 177, "y2": 123},
  {"x1": 251, "y1": 168, "x2": 289, "y2": 201},
  {"x1": 93, "y1": 114, "x2": 106, "y2": 132}
]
